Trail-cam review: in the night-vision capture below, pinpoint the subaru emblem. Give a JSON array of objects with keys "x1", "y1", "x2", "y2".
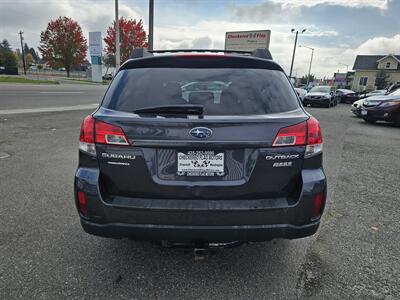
[{"x1": 189, "y1": 127, "x2": 213, "y2": 139}]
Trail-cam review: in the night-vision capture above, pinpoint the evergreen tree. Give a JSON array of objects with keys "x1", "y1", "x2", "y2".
[
  {"x1": 0, "y1": 39, "x2": 12, "y2": 52},
  {"x1": 375, "y1": 70, "x2": 390, "y2": 90}
]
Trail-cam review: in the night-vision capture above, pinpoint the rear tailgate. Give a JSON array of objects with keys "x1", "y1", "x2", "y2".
[{"x1": 95, "y1": 108, "x2": 308, "y2": 200}]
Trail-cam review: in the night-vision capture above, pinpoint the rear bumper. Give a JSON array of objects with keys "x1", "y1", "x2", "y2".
[
  {"x1": 342, "y1": 96, "x2": 358, "y2": 104},
  {"x1": 81, "y1": 219, "x2": 320, "y2": 242},
  {"x1": 75, "y1": 168, "x2": 327, "y2": 242},
  {"x1": 362, "y1": 107, "x2": 400, "y2": 123}
]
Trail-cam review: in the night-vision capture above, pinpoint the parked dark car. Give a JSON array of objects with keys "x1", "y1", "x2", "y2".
[
  {"x1": 359, "y1": 89, "x2": 387, "y2": 99},
  {"x1": 386, "y1": 82, "x2": 400, "y2": 94},
  {"x1": 74, "y1": 48, "x2": 327, "y2": 247},
  {"x1": 361, "y1": 88, "x2": 400, "y2": 125},
  {"x1": 303, "y1": 85, "x2": 337, "y2": 107},
  {"x1": 337, "y1": 89, "x2": 359, "y2": 104}
]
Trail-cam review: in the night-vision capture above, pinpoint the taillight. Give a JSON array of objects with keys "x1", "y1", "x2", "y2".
[
  {"x1": 94, "y1": 120, "x2": 129, "y2": 145},
  {"x1": 79, "y1": 115, "x2": 129, "y2": 155},
  {"x1": 77, "y1": 191, "x2": 88, "y2": 216},
  {"x1": 272, "y1": 116, "x2": 323, "y2": 158},
  {"x1": 272, "y1": 122, "x2": 307, "y2": 146},
  {"x1": 311, "y1": 191, "x2": 325, "y2": 220},
  {"x1": 305, "y1": 116, "x2": 323, "y2": 158},
  {"x1": 79, "y1": 115, "x2": 96, "y2": 155}
]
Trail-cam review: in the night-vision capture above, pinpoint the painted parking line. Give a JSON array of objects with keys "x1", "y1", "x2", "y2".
[{"x1": 0, "y1": 104, "x2": 98, "y2": 115}]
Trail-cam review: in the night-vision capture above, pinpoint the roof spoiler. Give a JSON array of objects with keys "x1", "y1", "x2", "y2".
[{"x1": 130, "y1": 48, "x2": 273, "y2": 60}]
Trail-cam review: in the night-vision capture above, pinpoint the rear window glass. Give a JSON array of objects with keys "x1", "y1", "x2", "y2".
[{"x1": 102, "y1": 68, "x2": 299, "y2": 115}]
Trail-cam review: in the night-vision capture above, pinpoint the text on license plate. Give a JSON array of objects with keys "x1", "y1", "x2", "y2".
[
  {"x1": 361, "y1": 110, "x2": 368, "y2": 116},
  {"x1": 177, "y1": 151, "x2": 224, "y2": 176}
]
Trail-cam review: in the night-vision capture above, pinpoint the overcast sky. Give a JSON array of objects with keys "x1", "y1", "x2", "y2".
[{"x1": 1, "y1": 0, "x2": 399, "y2": 77}]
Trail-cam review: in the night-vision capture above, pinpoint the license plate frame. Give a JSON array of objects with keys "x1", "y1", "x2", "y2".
[
  {"x1": 361, "y1": 110, "x2": 368, "y2": 116},
  {"x1": 177, "y1": 150, "x2": 225, "y2": 177}
]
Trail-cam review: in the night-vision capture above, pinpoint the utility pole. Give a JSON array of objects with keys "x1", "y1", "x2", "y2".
[
  {"x1": 299, "y1": 45, "x2": 314, "y2": 86},
  {"x1": 308, "y1": 48, "x2": 314, "y2": 85},
  {"x1": 148, "y1": 0, "x2": 154, "y2": 51},
  {"x1": 18, "y1": 31, "x2": 26, "y2": 75},
  {"x1": 115, "y1": 0, "x2": 120, "y2": 70},
  {"x1": 289, "y1": 28, "x2": 306, "y2": 79}
]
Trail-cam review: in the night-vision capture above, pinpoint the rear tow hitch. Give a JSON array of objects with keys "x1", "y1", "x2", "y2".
[{"x1": 160, "y1": 240, "x2": 243, "y2": 260}]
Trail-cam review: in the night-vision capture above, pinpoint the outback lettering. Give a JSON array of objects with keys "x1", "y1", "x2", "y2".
[{"x1": 265, "y1": 154, "x2": 300, "y2": 160}]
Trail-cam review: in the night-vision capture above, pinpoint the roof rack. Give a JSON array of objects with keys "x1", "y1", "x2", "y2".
[{"x1": 130, "y1": 48, "x2": 273, "y2": 60}]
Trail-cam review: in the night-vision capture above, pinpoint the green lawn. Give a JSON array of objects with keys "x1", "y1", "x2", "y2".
[{"x1": 0, "y1": 76, "x2": 59, "y2": 84}]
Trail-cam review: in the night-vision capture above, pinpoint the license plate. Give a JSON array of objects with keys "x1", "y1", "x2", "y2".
[
  {"x1": 361, "y1": 110, "x2": 368, "y2": 116},
  {"x1": 177, "y1": 151, "x2": 224, "y2": 176}
]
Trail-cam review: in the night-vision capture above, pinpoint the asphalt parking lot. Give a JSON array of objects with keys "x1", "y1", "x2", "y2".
[{"x1": 0, "y1": 85, "x2": 399, "y2": 299}]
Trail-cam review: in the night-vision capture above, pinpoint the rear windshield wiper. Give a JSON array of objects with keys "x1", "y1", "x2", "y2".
[{"x1": 133, "y1": 104, "x2": 204, "y2": 115}]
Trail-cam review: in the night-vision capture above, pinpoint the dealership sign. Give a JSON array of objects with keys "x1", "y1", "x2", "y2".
[
  {"x1": 89, "y1": 32, "x2": 102, "y2": 83},
  {"x1": 225, "y1": 30, "x2": 271, "y2": 51},
  {"x1": 89, "y1": 32, "x2": 102, "y2": 57}
]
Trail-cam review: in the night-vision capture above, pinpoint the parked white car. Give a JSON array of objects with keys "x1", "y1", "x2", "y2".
[
  {"x1": 351, "y1": 99, "x2": 365, "y2": 117},
  {"x1": 295, "y1": 88, "x2": 308, "y2": 102}
]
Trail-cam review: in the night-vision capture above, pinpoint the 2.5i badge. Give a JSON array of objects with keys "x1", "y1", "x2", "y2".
[
  {"x1": 273, "y1": 162, "x2": 293, "y2": 167},
  {"x1": 266, "y1": 153, "x2": 299, "y2": 168}
]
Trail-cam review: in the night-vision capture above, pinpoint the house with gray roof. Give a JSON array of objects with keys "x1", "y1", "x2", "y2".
[{"x1": 351, "y1": 54, "x2": 400, "y2": 92}]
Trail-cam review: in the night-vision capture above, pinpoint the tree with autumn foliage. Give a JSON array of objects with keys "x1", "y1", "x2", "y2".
[
  {"x1": 104, "y1": 18, "x2": 148, "y2": 64},
  {"x1": 39, "y1": 17, "x2": 87, "y2": 77}
]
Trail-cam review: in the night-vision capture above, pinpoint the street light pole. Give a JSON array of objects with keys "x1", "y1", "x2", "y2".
[
  {"x1": 148, "y1": 0, "x2": 154, "y2": 51},
  {"x1": 299, "y1": 45, "x2": 314, "y2": 86},
  {"x1": 115, "y1": 0, "x2": 120, "y2": 70},
  {"x1": 289, "y1": 28, "x2": 306, "y2": 79},
  {"x1": 18, "y1": 31, "x2": 26, "y2": 75}
]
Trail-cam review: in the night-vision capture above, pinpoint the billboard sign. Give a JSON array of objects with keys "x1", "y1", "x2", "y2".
[
  {"x1": 225, "y1": 30, "x2": 271, "y2": 51},
  {"x1": 89, "y1": 32, "x2": 102, "y2": 57}
]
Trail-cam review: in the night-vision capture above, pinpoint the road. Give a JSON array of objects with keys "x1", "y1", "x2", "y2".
[
  {"x1": 0, "y1": 83, "x2": 106, "y2": 110},
  {"x1": 0, "y1": 85, "x2": 399, "y2": 299}
]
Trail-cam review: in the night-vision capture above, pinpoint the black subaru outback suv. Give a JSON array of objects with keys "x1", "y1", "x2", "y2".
[{"x1": 75, "y1": 48, "x2": 326, "y2": 244}]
